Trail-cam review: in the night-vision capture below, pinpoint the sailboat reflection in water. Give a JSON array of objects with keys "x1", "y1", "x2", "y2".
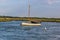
[{"x1": 22, "y1": 0, "x2": 41, "y2": 26}]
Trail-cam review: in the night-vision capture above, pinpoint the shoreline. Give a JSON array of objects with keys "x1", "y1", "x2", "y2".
[{"x1": 0, "y1": 17, "x2": 60, "y2": 22}]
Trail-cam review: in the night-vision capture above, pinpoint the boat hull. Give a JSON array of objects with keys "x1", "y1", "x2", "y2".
[{"x1": 22, "y1": 22, "x2": 41, "y2": 26}]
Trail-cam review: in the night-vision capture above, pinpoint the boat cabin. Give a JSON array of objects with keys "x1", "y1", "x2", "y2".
[{"x1": 30, "y1": 21, "x2": 40, "y2": 24}]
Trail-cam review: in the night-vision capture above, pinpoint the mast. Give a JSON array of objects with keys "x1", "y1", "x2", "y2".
[{"x1": 28, "y1": 0, "x2": 30, "y2": 17}]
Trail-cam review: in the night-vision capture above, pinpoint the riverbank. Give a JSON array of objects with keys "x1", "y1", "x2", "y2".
[{"x1": 0, "y1": 16, "x2": 60, "y2": 22}]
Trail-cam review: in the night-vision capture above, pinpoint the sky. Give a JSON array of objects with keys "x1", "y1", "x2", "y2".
[{"x1": 0, "y1": 0, "x2": 60, "y2": 18}]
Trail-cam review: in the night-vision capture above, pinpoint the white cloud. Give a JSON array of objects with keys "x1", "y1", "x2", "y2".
[
  {"x1": 0, "y1": 0, "x2": 7, "y2": 3},
  {"x1": 0, "y1": 9, "x2": 7, "y2": 15},
  {"x1": 47, "y1": 0, "x2": 60, "y2": 5},
  {"x1": 0, "y1": 8, "x2": 11, "y2": 16},
  {"x1": 0, "y1": 11, "x2": 6, "y2": 15},
  {"x1": 48, "y1": 0, "x2": 53, "y2": 4}
]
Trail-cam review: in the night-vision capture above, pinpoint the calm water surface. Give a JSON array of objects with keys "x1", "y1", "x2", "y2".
[{"x1": 0, "y1": 21, "x2": 60, "y2": 40}]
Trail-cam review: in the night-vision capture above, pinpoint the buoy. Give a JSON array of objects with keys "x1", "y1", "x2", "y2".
[{"x1": 45, "y1": 27, "x2": 47, "y2": 30}]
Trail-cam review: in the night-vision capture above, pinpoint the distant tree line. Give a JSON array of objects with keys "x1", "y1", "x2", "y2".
[{"x1": 0, "y1": 16, "x2": 60, "y2": 22}]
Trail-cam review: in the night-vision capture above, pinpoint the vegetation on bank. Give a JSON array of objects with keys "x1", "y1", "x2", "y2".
[{"x1": 0, "y1": 16, "x2": 60, "y2": 22}]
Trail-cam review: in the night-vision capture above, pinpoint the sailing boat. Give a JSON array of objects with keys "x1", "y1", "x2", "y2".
[{"x1": 22, "y1": 0, "x2": 41, "y2": 26}]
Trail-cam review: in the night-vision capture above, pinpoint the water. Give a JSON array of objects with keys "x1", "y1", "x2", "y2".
[{"x1": 0, "y1": 21, "x2": 60, "y2": 40}]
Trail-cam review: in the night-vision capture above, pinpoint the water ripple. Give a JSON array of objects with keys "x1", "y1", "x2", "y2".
[{"x1": 0, "y1": 21, "x2": 60, "y2": 40}]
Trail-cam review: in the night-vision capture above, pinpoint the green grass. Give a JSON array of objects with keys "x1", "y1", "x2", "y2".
[
  {"x1": 0, "y1": 17, "x2": 60, "y2": 22},
  {"x1": 0, "y1": 16, "x2": 60, "y2": 22}
]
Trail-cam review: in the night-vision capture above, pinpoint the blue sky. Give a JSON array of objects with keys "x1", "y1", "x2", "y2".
[{"x1": 0, "y1": 0, "x2": 60, "y2": 18}]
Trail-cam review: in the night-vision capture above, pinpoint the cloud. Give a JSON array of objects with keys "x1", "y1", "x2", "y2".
[
  {"x1": 47, "y1": 0, "x2": 60, "y2": 5},
  {"x1": 0, "y1": 0, "x2": 7, "y2": 3},
  {"x1": 48, "y1": 0, "x2": 53, "y2": 5},
  {"x1": 0, "y1": 9, "x2": 7, "y2": 15}
]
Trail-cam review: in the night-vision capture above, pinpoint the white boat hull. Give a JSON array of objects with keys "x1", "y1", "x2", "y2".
[{"x1": 22, "y1": 22, "x2": 41, "y2": 26}]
